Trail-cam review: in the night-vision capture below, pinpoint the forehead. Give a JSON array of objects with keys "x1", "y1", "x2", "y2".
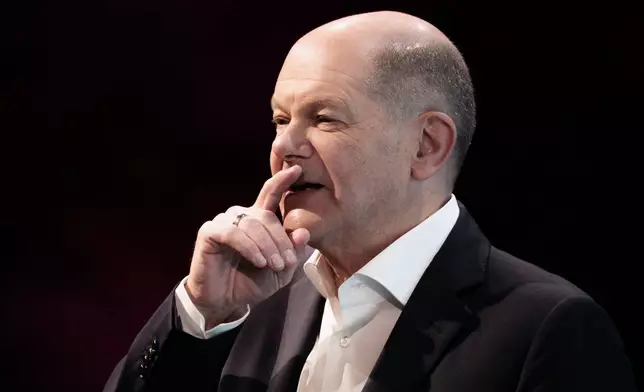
[
  {"x1": 271, "y1": 41, "x2": 375, "y2": 111},
  {"x1": 271, "y1": 76, "x2": 358, "y2": 114},
  {"x1": 280, "y1": 38, "x2": 371, "y2": 80}
]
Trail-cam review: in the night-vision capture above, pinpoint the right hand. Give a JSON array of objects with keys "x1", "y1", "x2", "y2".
[{"x1": 185, "y1": 165, "x2": 311, "y2": 329}]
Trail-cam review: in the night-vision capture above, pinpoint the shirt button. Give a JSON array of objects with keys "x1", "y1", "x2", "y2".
[{"x1": 340, "y1": 336, "x2": 350, "y2": 348}]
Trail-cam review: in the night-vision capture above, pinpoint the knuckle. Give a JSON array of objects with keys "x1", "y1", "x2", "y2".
[
  {"x1": 245, "y1": 245, "x2": 261, "y2": 260},
  {"x1": 207, "y1": 214, "x2": 228, "y2": 230},
  {"x1": 198, "y1": 220, "x2": 211, "y2": 234},
  {"x1": 218, "y1": 226, "x2": 236, "y2": 244},
  {"x1": 258, "y1": 209, "x2": 277, "y2": 222},
  {"x1": 242, "y1": 216, "x2": 260, "y2": 229},
  {"x1": 197, "y1": 219, "x2": 216, "y2": 237},
  {"x1": 226, "y1": 205, "x2": 244, "y2": 214},
  {"x1": 198, "y1": 214, "x2": 226, "y2": 236},
  {"x1": 257, "y1": 235, "x2": 278, "y2": 254},
  {"x1": 241, "y1": 238, "x2": 256, "y2": 252},
  {"x1": 212, "y1": 213, "x2": 227, "y2": 223},
  {"x1": 277, "y1": 235, "x2": 293, "y2": 250}
]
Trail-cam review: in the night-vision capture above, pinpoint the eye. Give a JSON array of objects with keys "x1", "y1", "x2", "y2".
[
  {"x1": 315, "y1": 115, "x2": 334, "y2": 124},
  {"x1": 271, "y1": 116, "x2": 289, "y2": 126}
]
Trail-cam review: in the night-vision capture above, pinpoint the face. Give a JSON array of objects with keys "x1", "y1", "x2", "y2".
[{"x1": 270, "y1": 38, "x2": 416, "y2": 252}]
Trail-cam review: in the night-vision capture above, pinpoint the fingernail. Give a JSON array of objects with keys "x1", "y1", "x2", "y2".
[
  {"x1": 284, "y1": 250, "x2": 297, "y2": 266},
  {"x1": 271, "y1": 254, "x2": 284, "y2": 270},
  {"x1": 255, "y1": 254, "x2": 267, "y2": 268}
]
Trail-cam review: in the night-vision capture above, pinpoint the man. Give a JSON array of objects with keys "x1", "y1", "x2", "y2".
[{"x1": 104, "y1": 11, "x2": 637, "y2": 392}]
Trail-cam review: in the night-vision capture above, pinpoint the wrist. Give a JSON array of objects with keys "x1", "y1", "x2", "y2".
[
  {"x1": 204, "y1": 306, "x2": 247, "y2": 330},
  {"x1": 184, "y1": 281, "x2": 246, "y2": 329}
]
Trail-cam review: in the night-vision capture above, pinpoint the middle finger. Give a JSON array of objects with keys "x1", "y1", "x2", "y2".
[
  {"x1": 236, "y1": 214, "x2": 286, "y2": 271},
  {"x1": 254, "y1": 209, "x2": 298, "y2": 267}
]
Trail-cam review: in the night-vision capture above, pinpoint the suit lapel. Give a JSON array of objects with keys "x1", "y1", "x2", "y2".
[
  {"x1": 219, "y1": 267, "x2": 324, "y2": 392},
  {"x1": 267, "y1": 277, "x2": 324, "y2": 392},
  {"x1": 364, "y1": 202, "x2": 490, "y2": 392}
]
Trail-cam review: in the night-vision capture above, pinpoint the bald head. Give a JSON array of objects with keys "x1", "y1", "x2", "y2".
[
  {"x1": 271, "y1": 11, "x2": 475, "y2": 259},
  {"x1": 286, "y1": 11, "x2": 476, "y2": 187},
  {"x1": 300, "y1": 11, "x2": 450, "y2": 49}
]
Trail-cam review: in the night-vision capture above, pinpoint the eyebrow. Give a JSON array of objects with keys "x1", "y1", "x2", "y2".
[{"x1": 270, "y1": 96, "x2": 352, "y2": 115}]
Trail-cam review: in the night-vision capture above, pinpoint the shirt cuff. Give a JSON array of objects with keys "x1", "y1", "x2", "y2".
[{"x1": 174, "y1": 276, "x2": 250, "y2": 339}]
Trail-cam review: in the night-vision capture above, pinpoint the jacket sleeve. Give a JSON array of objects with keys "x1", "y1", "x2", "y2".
[
  {"x1": 516, "y1": 295, "x2": 637, "y2": 392},
  {"x1": 102, "y1": 289, "x2": 240, "y2": 392}
]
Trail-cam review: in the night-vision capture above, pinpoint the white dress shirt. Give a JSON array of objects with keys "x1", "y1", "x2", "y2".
[{"x1": 175, "y1": 194, "x2": 459, "y2": 391}]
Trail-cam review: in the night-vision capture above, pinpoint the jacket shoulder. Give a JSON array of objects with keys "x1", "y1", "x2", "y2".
[
  {"x1": 470, "y1": 247, "x2": 598, "y2": 338},
  {"x1": 487, "y1": 246, "x2": 589, "y2": 303}
]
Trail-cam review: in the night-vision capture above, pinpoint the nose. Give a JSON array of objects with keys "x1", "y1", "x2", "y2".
[{"x1": 271, "y1": 123, "x2": 314, "y2": 163}]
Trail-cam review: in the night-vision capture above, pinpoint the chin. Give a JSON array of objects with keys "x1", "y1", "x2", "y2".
[{"x1": 283, "y1": 208, "x2": 326, "y2": 243}]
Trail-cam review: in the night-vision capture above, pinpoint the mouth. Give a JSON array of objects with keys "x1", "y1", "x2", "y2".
[{"x1": 285, "y1": 181, "x2": 324, "y2": 196}]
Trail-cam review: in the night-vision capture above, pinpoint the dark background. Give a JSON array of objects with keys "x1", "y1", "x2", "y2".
[{"x1": 3, "y1": 0, "x2": 642, "y2": 390}]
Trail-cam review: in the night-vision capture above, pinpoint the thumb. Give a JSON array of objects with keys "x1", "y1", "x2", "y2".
[{"x1": 289, "y1": 228, "x2": 311, "y2": 261}]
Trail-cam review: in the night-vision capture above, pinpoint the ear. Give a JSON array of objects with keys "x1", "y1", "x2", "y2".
[{"x1": 410, "y1": 111, "x2": 457, "y2": 181}]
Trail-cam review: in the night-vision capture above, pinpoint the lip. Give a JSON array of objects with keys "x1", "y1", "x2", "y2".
[{"x1": 284, "y1": 187, "x2": 323, "y2": 198}]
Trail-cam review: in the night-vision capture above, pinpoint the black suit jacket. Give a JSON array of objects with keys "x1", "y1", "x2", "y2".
[{"x1": 104, "y1": 203, "x2": 637, "y2": 392}]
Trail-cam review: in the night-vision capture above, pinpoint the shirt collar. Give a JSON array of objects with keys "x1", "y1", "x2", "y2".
[{"x1": 303, "y1": 194, "x2": 460, "y2": 306}]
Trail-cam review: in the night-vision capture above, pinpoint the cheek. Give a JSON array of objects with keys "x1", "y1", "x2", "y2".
[
  {"x1": 319, "y1": 141, "x2": 369, "y2": 198},
  {"x1": 269, "y1": 151, "x2": 282, "y2": 175},
  {"x1": 330, "y1": 141, "x2": 407, "y2": 200}
]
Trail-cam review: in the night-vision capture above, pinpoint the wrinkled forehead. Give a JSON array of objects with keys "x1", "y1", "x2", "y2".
[{"x1": 273, "y1": 39, "x2": 376, "y2": 111}]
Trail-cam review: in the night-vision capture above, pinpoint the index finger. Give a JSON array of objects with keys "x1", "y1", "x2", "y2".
[{"x1": 254, "y1": 165, "x2": 302, "y2": 211}]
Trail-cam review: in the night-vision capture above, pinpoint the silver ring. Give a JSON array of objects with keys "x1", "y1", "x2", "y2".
[{"x1": 232, "y1": 213, "x2": 248, "y2": 227}]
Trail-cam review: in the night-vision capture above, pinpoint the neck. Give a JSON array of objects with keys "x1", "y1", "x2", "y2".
[{"x1": 318, "y1": 192, "x2": 451, "y2": 280}]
